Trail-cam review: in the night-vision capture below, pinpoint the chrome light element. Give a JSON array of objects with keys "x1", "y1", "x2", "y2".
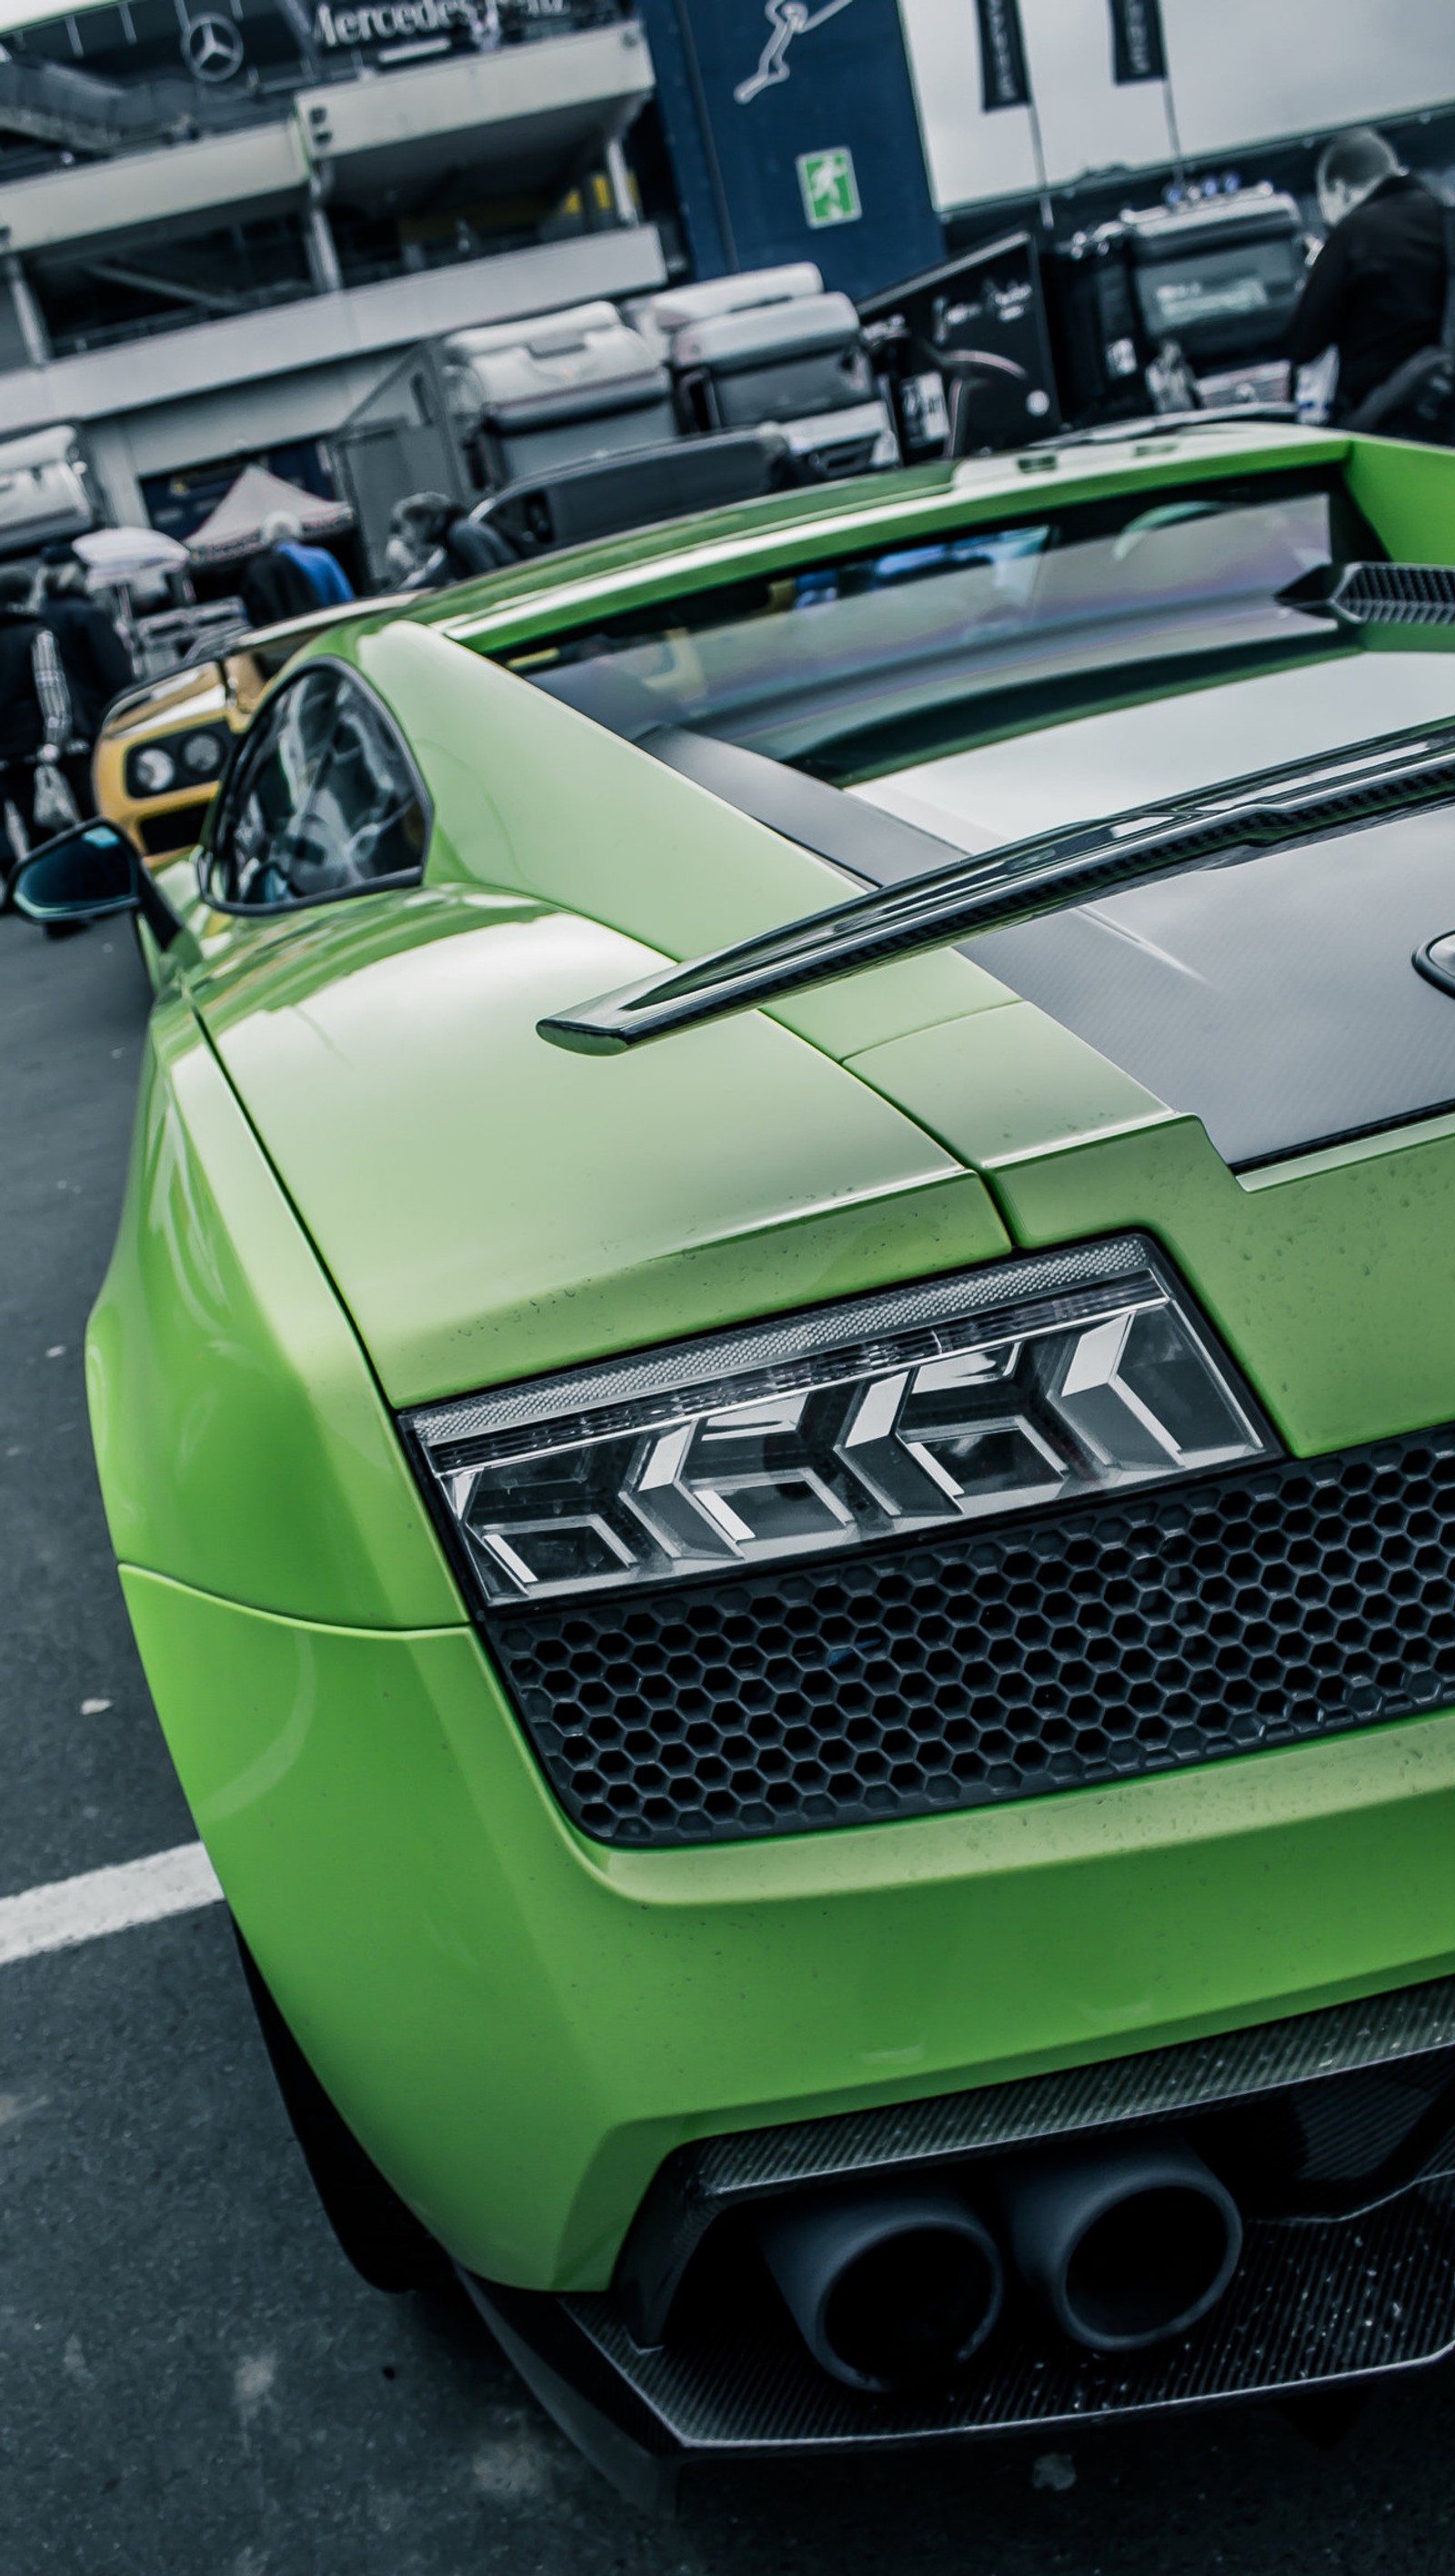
[
  {"x1": 133, "y1": 745, "x2": 176, "y2": 794},
  {"x1": 181, "y1": 730, "x2": 225, "y2": 777},
  {"x1": 405, "y1": 1238, "x2": 1274, "y2": 1610}
]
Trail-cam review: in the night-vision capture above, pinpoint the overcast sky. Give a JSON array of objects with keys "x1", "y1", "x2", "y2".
[{"x1": 900, "y1": 0, "x2": 1455, "y2": 206}]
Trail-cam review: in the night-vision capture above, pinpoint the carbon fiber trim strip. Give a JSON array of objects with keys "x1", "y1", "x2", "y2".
[
  {"x1": 619, "y1": 1975, "x2": 1455, "y2": 2340},
  {"x1": 694, "y1": 1979, "x2": 1455, "y2": 2193},
  {"x1": 537, "y1": 718, "x2": 1455, "y2": 1054}
]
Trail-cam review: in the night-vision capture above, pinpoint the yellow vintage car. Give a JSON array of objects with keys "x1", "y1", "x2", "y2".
[{"x1": 94, "y1": 599, "x2": 404, "y2": 860}]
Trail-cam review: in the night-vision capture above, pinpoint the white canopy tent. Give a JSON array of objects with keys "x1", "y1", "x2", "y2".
[
  {"x1": 74, "y1": 524, "x2": 190, "y2": 585},
  {"x1": 187, "y1": 466, "x2": 352, "y2": 566}
]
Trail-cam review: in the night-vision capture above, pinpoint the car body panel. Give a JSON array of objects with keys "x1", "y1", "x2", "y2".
[
  {"x1": 199, "y1": 882, "x2": 1002, "y2": 1412},
  {"x1": 94, "y1": 909, "x2": 1008, "y2": 1614},
  {"x1": 123, "y1": 1564, "x2": 1455, "y2": 2288},
  {"x1": 1345, "y1": 430, "x2": 1455, "y2": 564},
  {"x1": 87, "y1": 986, "x2": 461, "y2": 1626},
  {"x1": 75, "y1": 424, "x2": 1455, "y2": 2350},
  {"x1": 343, "y1": 615, "x2": 1017, "y2": 1065},
  {"x1": 846, "y1": 1005, "x2": 1174, "y2": 1169},
  {"x1": 982, "y1": 1108, "x2": 1455, "y2": 1457},
  {"x1": 190, "y1": 620, "x2": 1014, "y2": 1405}
]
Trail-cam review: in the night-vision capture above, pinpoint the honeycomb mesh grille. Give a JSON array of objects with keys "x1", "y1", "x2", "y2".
[{"x1": 484, "y1": 1422, "x2": 1455, "y2": 1849}]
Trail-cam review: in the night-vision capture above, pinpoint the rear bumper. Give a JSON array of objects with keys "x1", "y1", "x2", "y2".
[
  {"x1": 463, "y1": 2168, "x2": 1455, "y2": 2506},
  {"x1": 121, "y1": 1565, "x2": 1455, "y2": 2292},
  {"x1": 463, "y1": 1974, "x2": 1455, "y2": 2501}
]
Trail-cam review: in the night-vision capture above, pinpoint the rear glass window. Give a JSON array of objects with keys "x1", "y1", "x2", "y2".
[{"x1": 498, "y1": 473, "x2": 1348, "y2": 781}]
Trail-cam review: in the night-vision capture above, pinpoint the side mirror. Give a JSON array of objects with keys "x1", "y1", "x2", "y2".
[{"x1": 12, "y1": 820, "x2": 186, "y2": 950}]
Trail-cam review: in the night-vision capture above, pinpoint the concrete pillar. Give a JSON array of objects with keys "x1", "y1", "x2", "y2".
[
  {"x1": 305, "y1": 199, "x2": 344, "y2": 297},
  {"x1": 5, "y1": 255, "x2": 49, "y2": 367},
  {"x1": 604, "y1": 135, "x2": 638, "y2": 227}
]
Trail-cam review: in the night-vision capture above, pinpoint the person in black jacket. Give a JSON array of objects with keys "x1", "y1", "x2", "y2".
[
  {"x1": 39, "y1": 555, "x2": 133, "y2": 814},
  {"x1": 1289, "y1": 129, "x2": 1449, "y2": 425},
  {"x1": 391, "y1": 492, "x2": 517, "y2": 587},
  {"x1": 240, "y1": 511, "x2": 323, "y2": 629},
  {"x1": 0, "y1": 563, "x2": 74, "y2": 882}
]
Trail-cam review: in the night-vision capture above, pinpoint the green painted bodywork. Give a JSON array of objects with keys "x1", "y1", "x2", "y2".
[
  {"x1": 86, "y1": 426, "x2": 1455, "y2": 2289},
  {"x1": 119, "y1": 1574, "x2": 1455, "y2": 2287}
]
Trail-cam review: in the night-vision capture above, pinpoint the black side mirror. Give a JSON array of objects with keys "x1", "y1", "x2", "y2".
[{"x1": 12, "y1": 821, "x2": 186, "y2": 949}]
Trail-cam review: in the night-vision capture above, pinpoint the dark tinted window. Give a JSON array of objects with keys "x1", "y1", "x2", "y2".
[
  {"x1": 207, "y1": 665, "x2": 428, "y2": 911},
  {"x1": 1133, "y1": 239, "x2": 1305, "y2": 350},
  {"x1": 499, "y1": 473, "x2": 1343, "y2": 779}
]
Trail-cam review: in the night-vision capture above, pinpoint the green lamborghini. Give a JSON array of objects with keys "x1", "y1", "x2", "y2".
[{"x1": 21, "y1": 417, "x2": 1455, "y2": 2499}]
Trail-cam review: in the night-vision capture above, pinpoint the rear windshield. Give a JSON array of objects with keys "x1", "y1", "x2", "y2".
[{"x1": 497, "y1": 472, "x2": 1350, "y2": 781}]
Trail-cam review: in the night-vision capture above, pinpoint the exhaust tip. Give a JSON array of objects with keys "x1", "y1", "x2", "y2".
[
  {"x1": 1063, "y1": 2179, "x2": 1237, "y2": 2350},
  {"x1": 760, "y1": 2188, "x2": 1004, "y2": 2393},
  {"x1": 1003, "y1": 2135, "x2": 1243, "y2": 2354}
]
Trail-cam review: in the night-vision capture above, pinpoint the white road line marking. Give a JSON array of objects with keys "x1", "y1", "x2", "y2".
[{"x1": 0, "y1": 1842, "x2": 224, "y2": 1967}]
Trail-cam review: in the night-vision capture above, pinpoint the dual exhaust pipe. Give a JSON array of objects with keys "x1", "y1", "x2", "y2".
[{"x1": 758, "y1": 2133, "x2": 1242, "y2": 2393}]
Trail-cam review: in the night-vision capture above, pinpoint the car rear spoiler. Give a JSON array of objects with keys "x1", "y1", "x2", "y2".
[{"x1": 537, "y1": 719, "x2": 1455, "y2": 1055}]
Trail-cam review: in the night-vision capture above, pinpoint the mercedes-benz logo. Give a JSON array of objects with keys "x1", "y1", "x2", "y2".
[{"x1": 183, "y1": 15, "x2": 246, "y2": 81}]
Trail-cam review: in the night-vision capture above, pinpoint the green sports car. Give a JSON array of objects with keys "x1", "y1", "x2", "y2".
[{"x1": 22, "y1": 418, "x2": 1455, "y2": 2499}]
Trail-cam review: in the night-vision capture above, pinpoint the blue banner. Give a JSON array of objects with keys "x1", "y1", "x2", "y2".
[{"x1": 635, "y1": 0, "x2": 943, "y2": 300}]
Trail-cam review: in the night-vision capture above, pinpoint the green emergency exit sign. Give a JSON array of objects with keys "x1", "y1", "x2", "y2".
[{"x1": 797, "y1": 146, "x2": 861, "y2": 228}]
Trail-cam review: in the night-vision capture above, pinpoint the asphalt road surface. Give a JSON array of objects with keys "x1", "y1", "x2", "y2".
[{"x1": 4, "y1": 907, "x2": 1454, "y2": 2574}]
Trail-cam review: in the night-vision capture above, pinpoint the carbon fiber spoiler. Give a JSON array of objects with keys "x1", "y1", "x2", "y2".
[{"x1": 537, "y1": 719, "x2": 1455, "y2": 1056}]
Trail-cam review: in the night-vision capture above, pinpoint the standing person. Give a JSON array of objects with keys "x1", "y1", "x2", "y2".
[
  {"x1": 239, "y1": 511, "x2": 322, "y2": 628},
  {"x1": 0, "y1": 562, "x2": 73, "y2": 883},
  {"x1": 1288, "y1": 130, "x2": 1450, "y2": 430},
  {"x1": 392, "y1": 492, "x2": 517, "y2": 587},
  {"x1": 39, "y1": 552, "x2": 133, "y2": 816},
  {"x1": 274, "y1": 513, "x2": 355, "y2": 607}
]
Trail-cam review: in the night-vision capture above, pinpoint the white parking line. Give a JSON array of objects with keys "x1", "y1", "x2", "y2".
[{"x1": 0, "y1": 1843, "x2": 224, "y2": 1967}]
